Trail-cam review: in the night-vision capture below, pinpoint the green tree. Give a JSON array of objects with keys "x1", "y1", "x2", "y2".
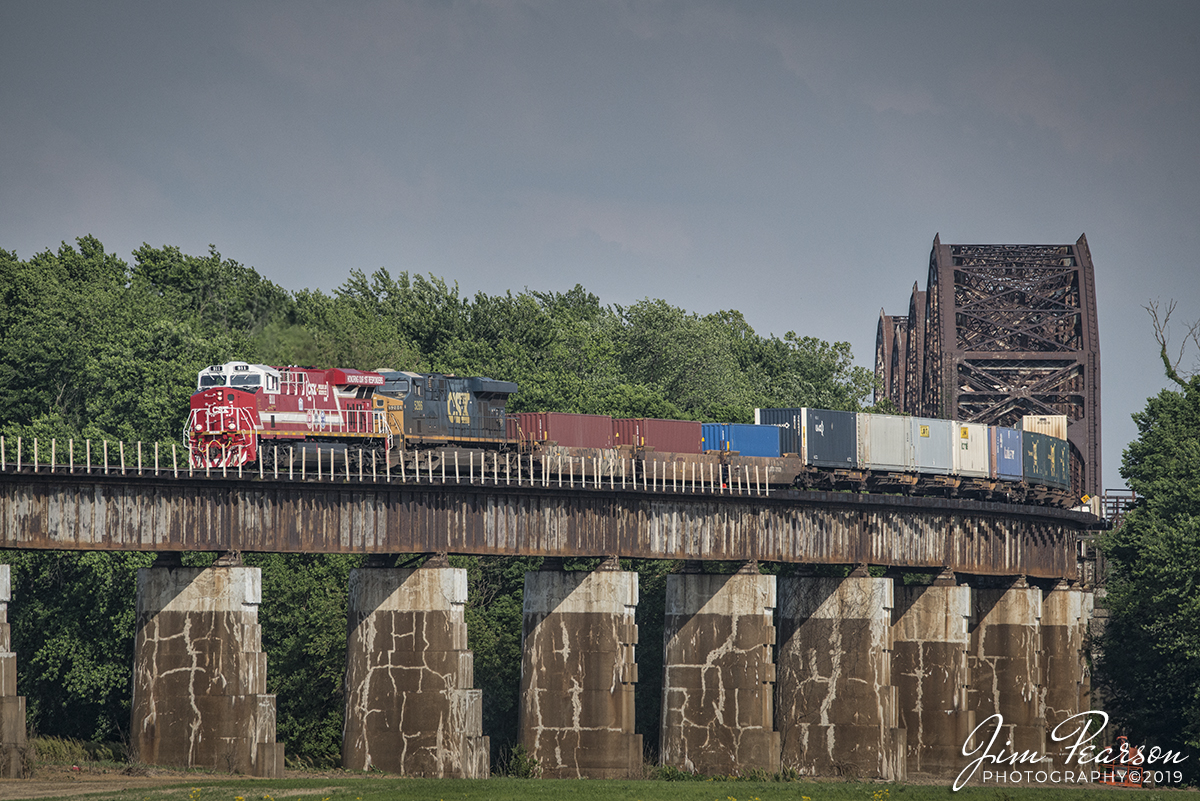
[
  {"x1": 248, "y1": 553, "x2": 362, "y2": 768},
  {"x1": 0, "y1": 238, "x2": 244, "y2": 443},
  {"x1": 1098, "y1": 304, "x2": 1200, "y2": 773},
  {"x1": 0, "y1": 238, "x2": 127, "y2": 432},
  {"x1": 131, "y1": 244, "x2": 291, "y2": 337},
  {"x1": 2, "y1": 550, "x2": 155, "y2": 742}
]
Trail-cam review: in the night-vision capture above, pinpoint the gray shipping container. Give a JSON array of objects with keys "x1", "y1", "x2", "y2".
[
  {"x1": 857, "y1": 413, "x2": 911, "y2": 472},
  {"x1": 909, "y1": 416, "x2": 954, "y2": 475},
  {"x1": 802, "y1": 408, "x2": 858, "y2": 468}
]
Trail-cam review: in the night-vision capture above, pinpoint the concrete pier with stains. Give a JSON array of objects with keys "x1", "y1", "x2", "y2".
[
  {"x1": 776, "y1": 574, "x2": 906, "y2": 781},
  {"x1": 342, "y1": 563, "x2": 488, "y2": 777},
  {"x1": 0, "y1": 565, "x2": 27, "y2": 777},
  {"x1": 660, "y1": 566, "x2": 779, "y2": 775},
  {"x1": 519, "y1": 562, "x2": 641, "y2": 778},
  {"x1": 1041, "y1": 581, "x2": 1088, "y2": 768},
  {"x1": 966, "y1": 578, "x2": 1044, "y2": 757},
  {"x1": 891, "y1": 575, "x2": 972, "y2": 776},
  {"x1": 130, "y1": 560, "x2": 284, "y2": 776}
]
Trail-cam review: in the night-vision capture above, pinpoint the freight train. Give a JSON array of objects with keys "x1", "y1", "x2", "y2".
[{"x1": 186, "y1": 361, "x2": 1073, "y2": 506}]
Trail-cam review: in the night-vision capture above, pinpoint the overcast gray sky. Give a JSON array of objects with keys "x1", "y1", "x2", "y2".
[{"x1": 3, "y1": 1, "x2": 1198, "y2": 490}]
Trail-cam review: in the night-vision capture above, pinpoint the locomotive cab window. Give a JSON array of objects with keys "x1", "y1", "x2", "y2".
[{"x1": 198, "y1": 373, "x2": 226, "y2": 388}]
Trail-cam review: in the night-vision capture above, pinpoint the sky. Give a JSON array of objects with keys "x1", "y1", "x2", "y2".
[{"x1": 2, "y1": 1, "x2": 1199, "y2": 490}]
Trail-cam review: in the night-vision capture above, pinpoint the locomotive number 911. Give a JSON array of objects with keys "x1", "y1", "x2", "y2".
[{"x1": 186, "y1": 361, "x2": 517, "y2": 468}]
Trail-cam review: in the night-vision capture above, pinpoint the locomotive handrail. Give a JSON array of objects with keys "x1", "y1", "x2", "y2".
[{"x1": 0, "y1": 435, "x2": 775, "y2": 498}]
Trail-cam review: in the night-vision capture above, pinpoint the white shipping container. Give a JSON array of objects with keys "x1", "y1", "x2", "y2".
[
  {"x1": 858, "y1": 413, "x2": 911, "y2": 472},
  {"x1": 954, "y1": 422, "x2": 990, "y2": 478},
  {"x1": 1020, "y1": 414, "x2": 1068, "y2": 441}
]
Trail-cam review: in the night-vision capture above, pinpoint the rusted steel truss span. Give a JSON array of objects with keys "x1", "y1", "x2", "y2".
[
  {"x1": 1, "y1": 473, "x2": 1088, "y2": 579},
  {"x1": 876, "y1": 235, "x2": 1101, "y2": 500}
]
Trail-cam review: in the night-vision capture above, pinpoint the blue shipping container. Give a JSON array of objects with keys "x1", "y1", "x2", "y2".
[
  {"x1": 990, "y1": 427, "x2": 1023, "y2": 482},
  {"x1": 701, "y1": 423, "x2": 782, "y2": 457}
]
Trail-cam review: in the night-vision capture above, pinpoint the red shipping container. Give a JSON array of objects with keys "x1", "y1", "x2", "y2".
[
  {"x1": 507, "y1": 412, "x2": 614, "y2": 448},
  {"x1": 613, "y1": 418, "x2": 702, "y2": 454}
]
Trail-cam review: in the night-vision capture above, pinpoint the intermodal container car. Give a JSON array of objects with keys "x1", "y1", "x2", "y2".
[
  {"x1": 507, "y1": 412, "x2": 614, "y2": 449},
  {"x1": 754, "y1": 407, "x2": 804, "y2": 454},
  {"x1": 858, "y1": 413, "x2": 910, "y2": 472},
  {"x1": 1023, "y1": 430, "x2": 1070, "y2": 490},
  {"x1": 613, "y1": 418, "x2": 702, "y2": 454},
  {"x1": 701, "y1": 423, "x2": 782, "y2": 457},
  {"x1": 990, "y1": 426, "x2": 1023, "y2": 482},
  {"x1": 954, "y1": 422, "x2": 990, "y2": 478},
  {"x1": 1020, "y1": 414, "x2": 1068, "y2": 441},
  {"x1": 909, "y1": 417, "x2": 954, "y2": 475},
  {"x1": 802, "y1": 409, "x2": 858, "y2": 469}
]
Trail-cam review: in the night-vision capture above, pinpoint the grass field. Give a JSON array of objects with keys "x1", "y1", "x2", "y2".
[
  {"x1": 2, "y1": 775, "x2": 1187, "y2": 801},
  {"x1": 9, "y1": 743, "x2": 1188, "y2": 801}
]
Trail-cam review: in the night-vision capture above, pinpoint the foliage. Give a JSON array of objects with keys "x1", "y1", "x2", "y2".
[
  {"x1": 32, "y1": 735, "x2": 126, "y2": 764},
  {"x1": 247, "y1": 553, "x2": 362, "y2": 768},
  {"x1": 1098, "y1": 368, "x2": 1200, "y2": 773},
  {"x1": 1, "y1": 549, "x2": 155, "y2": 742},
  {"x1": 495, "y1": 743, "x2": 542, "y2": 778},
  {"x1": 628, "y1": 559, "x2": 678, "y2": 759},
  {"x1": 0, "y1": 235, "x2": 880, "y2": 763},
  {"x1": 0, "y1": 238, "x2": 250, "y2": 443},
  {"x1": 131, "y1": 244, "x2": 291, "y2": 337}
]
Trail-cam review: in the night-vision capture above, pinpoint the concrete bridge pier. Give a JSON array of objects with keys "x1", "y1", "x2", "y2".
[
  {"x1": 130, "y1": 556, "x2": 284, "y2": 776},
  {"x1": 342, "y1": 557, "x2": 488, "y2": 778},
  {"x1": 660, "y1": 563, "x2": 779, "y2": 776},
  {"x1": 776, "y1": 571, "x2": 905, "y2": 781},
  {"x1": 966, "y1": 576, "x2": 1044, "y2": 758},
  {"x1": 519, "y1": 558, "x2": 641, "y2": 778},
  {"x1": 891, "y1": 571, "x2": 972, "y2": 777},
  {"x1": 0, "y1": 565, "x2": 28, "y2": 777},
  {"x1": 1041, "y1": 581, "x2": 1088, "y2": 768}
]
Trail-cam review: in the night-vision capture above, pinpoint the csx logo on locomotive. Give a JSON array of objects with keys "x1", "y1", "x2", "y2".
[{"x1": 447, "y1": 391, "x2": 471, "y2": 425}]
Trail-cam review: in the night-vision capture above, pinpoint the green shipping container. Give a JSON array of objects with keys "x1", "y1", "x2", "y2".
[{"x1": 1022, "y1": 430, "x2": 1070, "y2": 490}]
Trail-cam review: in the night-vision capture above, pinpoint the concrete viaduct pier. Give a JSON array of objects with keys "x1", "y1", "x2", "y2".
[
  {"x1": 661, "y1": 563, "x2": 779, "y2": 775},
  {"x1": 518, "y1": 559, "x2": 642, "y2": 779},
  {"x1": 130, "y1": 557, "x2": 284, "y2": 776},
  {"x1": 891, "y1": 571, "x2": 972, "y2": 776},
  {"x1": 0, "y1": 566, "x2": 28, "y2": 777},
  {"x1": 343, "y1": 558, "x2": 488, "y2": 778},
  {"x1": 776, "y1": 571, "x2": 906, "y2": 780},
  {"x1": 0, "y1": 557, "x2": 1091, "y2": 782}
]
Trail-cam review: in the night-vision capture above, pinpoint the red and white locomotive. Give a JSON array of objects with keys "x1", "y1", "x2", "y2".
[
  {"x1": 187, "y1": 362, "x2": 388, "y2": 468},
  {"x1": 186, "y1": 361, "x2": 518, "y2": 469}
]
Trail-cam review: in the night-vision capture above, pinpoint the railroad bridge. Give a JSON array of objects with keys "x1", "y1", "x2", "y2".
[{"x1": 0, "y1": 441, "x2": 1097, "y2": 781}]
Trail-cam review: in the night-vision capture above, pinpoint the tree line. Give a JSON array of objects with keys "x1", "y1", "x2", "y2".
[{"x1": 0, "y1": 237, "x2": 876, "y2": 766}]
